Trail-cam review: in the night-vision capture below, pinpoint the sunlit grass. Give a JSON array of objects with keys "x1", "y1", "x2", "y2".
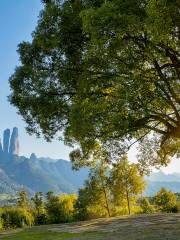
[
  {"x1": 2, "y1": 214, "x2": 180, "y2": 240},
  {"x1": 2, "y1": 230, "x2": 106, "y2": 240}
]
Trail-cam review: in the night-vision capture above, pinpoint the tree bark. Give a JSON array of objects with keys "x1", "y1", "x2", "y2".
[
  {"x1": 126, "y1": 190, "x2": 131, "y2": 215},
  {"x1": 102, "y1": 185, "x2": 111, "y2": 217}
]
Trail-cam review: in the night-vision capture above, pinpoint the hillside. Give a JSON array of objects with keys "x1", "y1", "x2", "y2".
[
  {"x1": 145, "y1": 171, "x2": 180, "y2": 196},
  {"x1": 0, "y1": 128, "x2": 89, "y2": 195},
  {"x1": 0, "y1": 154, "x2": 89, "y2": 195},
  {"x1": 1, "y1": 214, "x2": 180, "y2": 239},
  {"x1": 2, "y1": 155, "x2": 180, "y2": 197}
]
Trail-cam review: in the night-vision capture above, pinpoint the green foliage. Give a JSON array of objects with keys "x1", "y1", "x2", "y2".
[
  {"x1": 76, "y1": 156, "x2": 145, "y2": 218},
  {"x1": 58, "y1": 193, "x2": 77, "y2": 222},
  {"x1": 1, "y1": 187, "x2": 180, "y2": 232},
  {"x1": 76, "y1": 161, "x2": 111, "y2": 219},
  {"x1": 75, "y1": 188, "x2": 89, "y2": 220},
  {"x1": 46, "y1": 193, "x2": 62, "y2": 224},
  {"x1": 140, "y1": 197, "x2": 155, "y2": 214},
  {"x1": 17, "y1": 191, "x2": 30, "y2": 209},
  {"x1": 31, "y1": 192, "x2": 47, "y2": 225},
  {"x1": 175, "y1": 193, "x2": 180, "y2": 202},
  {"x1": 153, "y1": 188, "x2": 177, "y2": 213},
  {"x1": 110, "y1": 156, "x2": 145, "y2": 214},
  {"x1": 1, "y1": 207, "x2": 34, "y2": 229},
  {"x1": 46, "y1": 192, "x2": 77, "y2": 223},
  {"x1": 9, "y1": 0, "x2": 180, "y2": 170},
  {"x1": 0, "y1": 208, "x2": 4, "y2": 230},
  {"x1": 34, "y1": 212, "x2": 47, "y2": 225},
  {"x1": 32, "y1": 192, "x2": 44, "y2": 212}
]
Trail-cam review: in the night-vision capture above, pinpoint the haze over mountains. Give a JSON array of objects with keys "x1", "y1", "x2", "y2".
[
  {"x1": 0, "y1": 127, "x2": 89, "y2": 195},
  {"x1": 145, "y1": 172, "x2": 180, "y2": 196},
  {"x1": 0, "y1": 127, "x2": 179, "y2": 197}
]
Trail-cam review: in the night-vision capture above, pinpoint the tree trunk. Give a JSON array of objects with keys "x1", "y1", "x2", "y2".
[
  {"x1": 102, "y1": 186, "x2": 111, "y2": 217},
  {"x1": 126, "y1": 190, "x2": 131, "y2": 215}
]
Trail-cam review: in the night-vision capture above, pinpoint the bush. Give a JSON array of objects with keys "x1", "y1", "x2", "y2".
[
  {"x1": 34, "y1": 213, "x2": 47, "y2": 225},
  {"x1": 46, "y1": 193, "x2": 77, "y2": 224},
  {"x1": 58, "y1": 194, "x2": 77, "y2": 223},
  {"x1": 1, "y1": 207, "x2": 34, "y2": 229},
  {"x1": 174, "y1": 202, "x2": 180, "y2": 213},
  {"x1": 87, "y1": 205, "x2": 109, "y2": 219},
  {"x1": 140, "y1": 197, "x2": 155, "y2": 214},
  {"x1": 170, "y1": 205, "x2": 178, "y2": 213},
  {"x1": 153, "y1": 188, "x2": 177, "y2": 213},
  {"x1": 0, "y1": 208, "x2": 4, "y2": 230}
]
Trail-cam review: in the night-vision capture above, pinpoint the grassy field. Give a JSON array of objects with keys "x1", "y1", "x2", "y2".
[{"x1": 1, "y1": 213, "x2": 180, "y2": 239}]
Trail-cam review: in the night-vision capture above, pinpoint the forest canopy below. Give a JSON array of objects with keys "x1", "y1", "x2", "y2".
[{"x1": 9, "y1": 0, "x2": 180, "y2": 171}]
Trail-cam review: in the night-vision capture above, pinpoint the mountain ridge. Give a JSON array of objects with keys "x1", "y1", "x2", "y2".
[
  {"x1": 0, "y1": 128, "x2": 89, "y2": 195},
  {"x1": 0, "y1": 128, "x2": 180, "y2": 197}
]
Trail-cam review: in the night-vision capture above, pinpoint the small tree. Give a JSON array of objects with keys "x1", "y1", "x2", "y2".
[
  {"x1": 58, "y1": 194, "x2": 77, "y2": 222},
  {"x1": 45, "y1": 192, "x2": 61, "y2": 224},
  {"x1": 46, "y1": 191, "x2": 54, "y2": 201},
  {"x1": 75, "y1": 188, "x2": 90, "y2": 220},
  {"x1": 46, "y1": 192, "x2": 77, "y2": 223},
  {"x1": 77, "y1": 162, "x2": 111, "y2": 218},
  {"x1": 17, "y1": 191, "x2": 30, "y2": 209},
  {"x1": 110, "y1": 156, "x2": 145, "y2": 215},
  {"x1": 154, "y1": 188, "x2": 177, "y2": 213},
  {"x1": 1, "y1": 191, "x2": 33, "y2": 228},
  {"x1": 32, "y1": 192, "x2": 44, "y2": 215},
  {"x1": 32, "y1": 192, "x2": 46, "y2": 224},
  {"x1": 140, "y1": 197, "x2": 155, "y2": 214}
]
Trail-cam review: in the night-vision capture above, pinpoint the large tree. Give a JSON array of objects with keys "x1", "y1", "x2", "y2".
[{"x1": 9, "y1": 0, "x2": 180, "y2": 167}]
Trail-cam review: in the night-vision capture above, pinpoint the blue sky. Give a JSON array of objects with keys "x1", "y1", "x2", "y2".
[
  {"x1": 0, "y1": 0, "x2": 71, "y2": 160},
  {"x1": 0, "y1": 1, "x2": 179, "y2": 172}
]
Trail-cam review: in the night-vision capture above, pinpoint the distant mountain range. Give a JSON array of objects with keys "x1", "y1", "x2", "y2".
[
  {"x1": 0, "y1": 128, "x2": 89, "y2": 195},
  {"x1": 1, "y1": 154, "x2": 89, "y2": 195},
  {"x1": 0, "y1": 127, "x2": 180, "y2": 197},
  {"x1": 145, "y1": 171, "x2": 180, "y2": 196}
]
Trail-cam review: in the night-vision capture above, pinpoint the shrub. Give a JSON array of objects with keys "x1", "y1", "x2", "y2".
[
  {"x1": 46, "y1": 193, "x2": 77, "y2": 224},
  {"x1": 87, "y1": 205, "x2": 109, "y2": 219},
  {"x1": 140, "y1": 197, "x2": 155, "y2": 214},
  {"x1": 174, "y1": 202, "x2": 180, "y2": 213},
  {"x1": 170, "y1": 205, "x2": 178, "y2": 213},
  {"x1": 58, "y1": 194, "x2": 77, "y2": 223},
  {"x1": 1, "y1": 207, "x2": 34, "y2": 229},
  {"x1": 0, "y1": 208, "x2": 4, "y2": 230},
  {"x1": 34, "y1": 212, "x2": 47, "y2": 225},
  {"x1": 46, "y1": 195, "x2": 61, "y2": 224},
  {"x1": 153, "y1": 188, "x2": 177, "y2": 213}
]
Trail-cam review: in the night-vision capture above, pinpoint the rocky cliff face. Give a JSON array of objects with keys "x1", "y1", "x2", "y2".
[
  {"x1": 0, "y1": 140, "x2": 3, "y2": 158},
  {"x1": 9, "y1": 127, "x2": 19, "y2": 156},
  {"x1": 0, "y1": 127, "x2": 89, "y2": 195},
  {"x1": 30, "y1": 153, "x2": 37, "y2": 162},
  {"x1": 3, "y1": 129, "x2": 10, "y2": 157},
  {"x1": 0, "y1": 128, "x2": 20, "y2": 161}
]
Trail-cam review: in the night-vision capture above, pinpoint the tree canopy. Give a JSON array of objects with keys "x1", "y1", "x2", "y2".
[{"x1": 9, "y1": 0, "x2": 180, "y2": 167}]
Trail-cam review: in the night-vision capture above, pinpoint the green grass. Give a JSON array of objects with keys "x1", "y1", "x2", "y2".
[
  {"x1": 2, "y1": 214, "x2": 180, "y2": 240},
  {"x1": 2, "y1": 230, "x2": 106, "y2": 240},
  {"x1": 3, "y1": 231, "x2": 81, "y2": 240}
]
